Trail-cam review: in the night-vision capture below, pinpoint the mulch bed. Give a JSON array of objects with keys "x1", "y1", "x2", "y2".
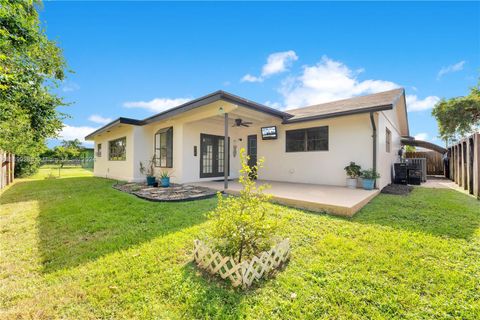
[
  {"x1": 381, "y1": 184, "x2": 414, "y2": 195},
  {"x1": 113, "y1": 182, "x2": 218, "y2": 202}
]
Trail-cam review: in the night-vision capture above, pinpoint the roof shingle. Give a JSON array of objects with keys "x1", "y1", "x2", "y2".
[{"x1": 284, "y1": 88, "x2": 405, "y2": 123}]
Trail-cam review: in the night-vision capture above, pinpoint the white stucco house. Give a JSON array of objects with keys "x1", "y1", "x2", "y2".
[{"x1": 85, "y1": 88, "x2": 409, "y2": 190}]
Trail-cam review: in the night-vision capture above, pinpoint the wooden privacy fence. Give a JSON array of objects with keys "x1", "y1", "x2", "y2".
[
  {"x1": 448, "y1": 132, "x2": 480, "y2": 198},
  {"x1": 406, "y1": 151, "x2": 443, "y2": 175},
  {"x1": 0, "y1": 151, "x2": 14, "y2": 190},
  {"x1": 193, "y1": 239, "x2": 290, "y2": 288}
]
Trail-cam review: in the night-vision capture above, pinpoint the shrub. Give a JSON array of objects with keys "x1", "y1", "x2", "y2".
[
  {"x1": 361, "y1": 169, "x2": 381, "y2": 180},
  {"x1": 206, "y1": 148, "x2": 277, "y2": 263},
  {"x1": 344, "y1": 162, "x2": 361, "y2": 178},
  {"x1": 14, "y1": 155, "x2": 40, "y2": 178}
]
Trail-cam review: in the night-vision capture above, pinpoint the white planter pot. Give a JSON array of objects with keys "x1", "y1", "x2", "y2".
[{"x1": 346, "y1": 178, "x2": 357, "y2": 189}]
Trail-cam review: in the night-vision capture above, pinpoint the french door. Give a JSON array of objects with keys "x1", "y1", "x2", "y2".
[{"x1": 200, "y1": 134, "x2": 229, "y2": 178}]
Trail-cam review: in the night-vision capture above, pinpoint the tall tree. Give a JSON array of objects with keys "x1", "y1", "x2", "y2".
[
  {"x1": 0, "y1": 0, "x2": 67, "y2": 156},
  {"x1": 432, "y1": 81, "x2": 480, "y2": 142},
  {"x1": 61, "y1": 139, "x2": 82, "y2": 150}
]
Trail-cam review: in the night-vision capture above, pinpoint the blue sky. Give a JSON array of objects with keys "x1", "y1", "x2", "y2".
[{"x1": 40, "y1": 1, "x2": 480, "y2": 147}]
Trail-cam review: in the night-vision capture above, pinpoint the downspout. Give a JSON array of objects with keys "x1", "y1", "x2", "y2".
[{"x1": 369, "y1": 112, "x2": 377, "y2": 188}]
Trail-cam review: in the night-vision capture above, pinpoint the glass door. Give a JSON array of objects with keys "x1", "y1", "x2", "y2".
[{"x1": 200, "y1": 134, "x2": 229, "y2": 178}]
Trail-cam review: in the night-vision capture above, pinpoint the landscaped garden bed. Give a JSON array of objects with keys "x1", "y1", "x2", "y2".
[
  {"x1": 381, "y1": 183, "x2": 414, "y2": 195},
  {"x1": 113, "y1": 182, "x2": 217, "y2": 201}
]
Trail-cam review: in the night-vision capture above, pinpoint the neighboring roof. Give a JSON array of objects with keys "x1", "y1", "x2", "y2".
[
  {"x1": 284, "y1": 88, "x2": 405, "y2": 123},
  {"x1": 401, "y1": 136, "x2": 447, "y2": 154},
  {"x1": 85, "y1": 88, "x2": 408, "y2": 140}
]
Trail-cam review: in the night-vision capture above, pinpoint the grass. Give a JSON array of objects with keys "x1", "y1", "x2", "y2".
[{"x1": 1, "y1": 167, "x2": 479, "y2": 319}]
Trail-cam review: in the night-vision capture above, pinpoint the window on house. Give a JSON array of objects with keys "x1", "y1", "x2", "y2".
[
  {"x1": 286, "y1": 126, "x2": 329, "y2": 152},
  {"x1": 109, "y1": 137, "x2": 126, "y2": 161},
  {"x1": 97, "y1": 143, "x2": 102, "y2": 157},
  {"x1": 386, "y1": 128, "x2": 391, "y2": 153},
  {"x1": 154, "y1": 127, "x2": 173, "y2": 168}
]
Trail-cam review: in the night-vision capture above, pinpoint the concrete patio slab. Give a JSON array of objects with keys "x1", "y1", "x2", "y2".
[{"x1": 189, "y1": 180, "x2": 380, "y2": 216}]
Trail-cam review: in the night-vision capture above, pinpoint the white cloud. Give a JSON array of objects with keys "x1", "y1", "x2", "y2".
[
  {"x1": 58, "y1": 124, "x2": 97, "y2": 145},
  {"x1": 414, "y1": 132, "x2": 429, "y2": 141},
  {"x1": 264, "y1": 100, "x2": 282, "y2": 109},
  {"x1": 241, "y1": 74, "x2": 263, "y2": 83},
  {"x1": 261, "y1": 50, "x2": 298, "y2": 77},
  {"x1": 88, "y1": 114, "x2": 112, "y2": 125},
  {"x1": 279, "y1": 55, "x2": 399, "y2": 108},
  {"x1": 241, "y1": 50, "x2": 298, "y2": 83},
  {"x1": 406, "y1": 94, "x2": 440, "y2": 112},
  {"x1": 123, "y1": 97, "x2": 191, "y2": 113},
  {"x1": 437, "y1": 60, "x2": 466, "y2": 79},
  {"x1": 62, "y1": 81, "x2": 80, "y2": 92}
]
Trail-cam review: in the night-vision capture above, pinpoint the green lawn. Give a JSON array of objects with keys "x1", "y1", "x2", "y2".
[{"x1": 1, "y1": 167, "x2": 479, "y2": 319}]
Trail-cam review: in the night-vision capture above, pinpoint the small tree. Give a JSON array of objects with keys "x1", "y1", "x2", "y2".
[
  {"x1": 207, "y1": 148, "x2": 276, "y2": 263},
  {"x1": 53, "y1": 142, "x2": 80, "y2": 176}
]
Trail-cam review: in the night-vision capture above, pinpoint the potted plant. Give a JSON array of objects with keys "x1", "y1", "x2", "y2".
[
  {"x1": 344, "y1": 162, "x2": 361, "y2": 189},
  {"x1": 139, "y1": 156, "x2": 156, "y2": 186},
  {"x1": 158, "y1": 170, "x2": 171, "y2": 187},
  {"x1": 361, "y1": 169, "x2": 380, "y2": 190}
]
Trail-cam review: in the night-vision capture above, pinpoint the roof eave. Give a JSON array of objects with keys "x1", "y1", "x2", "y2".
[
  {"x1": 142, "y1": 90, "x2": 291, "y2": 124},
  {"x1": 84, "y1": 117, "x2": 142, "y2": 141}
]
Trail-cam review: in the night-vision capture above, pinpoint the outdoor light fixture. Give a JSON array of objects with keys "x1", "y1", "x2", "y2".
[{"x1": 218, "y1": 106, "x2": 225, "y2": 114}]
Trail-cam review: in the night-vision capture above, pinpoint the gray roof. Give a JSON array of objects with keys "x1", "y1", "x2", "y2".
[{"x1": 284, "y1": 88, "x2": 405, "y2": 123}]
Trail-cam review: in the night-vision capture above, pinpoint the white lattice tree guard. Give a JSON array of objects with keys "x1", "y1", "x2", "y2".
[{"x1": 193, "y1": 239, "x2": 290, "y2": 288}]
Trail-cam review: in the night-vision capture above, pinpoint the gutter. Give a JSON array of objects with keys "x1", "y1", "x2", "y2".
[{"x1": 369, "y1": 112, "x2": 377, "y2": 188}]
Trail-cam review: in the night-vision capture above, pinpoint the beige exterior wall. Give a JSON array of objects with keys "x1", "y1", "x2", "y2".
[
  {"x1": 376, "y1": 109, "x2": 402, "y2": 189},
  {"x1": 230, "y1": 114, "x2": 373, "y2": 186},
  {"x1": 91, "y1": 100, "x2": 406, "y2": 188},
  {"x1": 181, "y1": 120, "x2": 243, "y2": 183},
  {"x1": 93, "y1": 125, "x2": 136, "y2": 181}
]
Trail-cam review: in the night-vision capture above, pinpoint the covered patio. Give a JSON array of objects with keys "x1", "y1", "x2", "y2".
[{"x1": 190, "y1": 179, "x2": 380, "y2": 216}]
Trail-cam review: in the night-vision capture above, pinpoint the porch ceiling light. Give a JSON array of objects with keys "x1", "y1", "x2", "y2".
[{"x1": 217, "y1": 106, "x2": 225, "y2": 114}]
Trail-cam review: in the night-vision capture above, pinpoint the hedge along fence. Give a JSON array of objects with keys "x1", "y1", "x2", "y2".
[{"x1": 193, "y1": 239, "x2": 291, "y2": 288}]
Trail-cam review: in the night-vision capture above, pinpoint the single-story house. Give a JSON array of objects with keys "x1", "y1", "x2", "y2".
[{"x1": 85, "y1": 88, "x2": 409, "y2": 189}]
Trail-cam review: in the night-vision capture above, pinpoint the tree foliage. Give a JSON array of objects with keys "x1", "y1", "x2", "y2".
[
  {"x1": 206, "y1": 148, "x2": 277, "y2": 263},
  {"x1": 432, "y1": 81, "x2": 480, "y2": 141},
  {"x1": 0, "y1": 0, "x2": 67, "y2": 156}
]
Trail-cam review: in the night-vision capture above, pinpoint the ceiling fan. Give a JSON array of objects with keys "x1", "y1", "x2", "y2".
[{"x1": 232, "y1": 118, "x2": 252, "y2": 127}]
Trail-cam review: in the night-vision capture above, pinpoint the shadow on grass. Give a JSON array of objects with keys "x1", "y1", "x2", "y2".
[
  {"x1": 352, "y1": 187, "x2": 480, "y2": 240},
  {"x1": 178, "y1": 256, "x2": 291, "y2": 318},
  {"x1": 0, "y1": 176, "x2": 216, "y2": 273},
  {"x1": 179, "y1": 262, "x2": 246, "y2": 319}
]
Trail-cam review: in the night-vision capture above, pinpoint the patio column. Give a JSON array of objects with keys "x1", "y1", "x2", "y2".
[{"x1": 224, "y1": 112, "x2": 229, "y2": 190}]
